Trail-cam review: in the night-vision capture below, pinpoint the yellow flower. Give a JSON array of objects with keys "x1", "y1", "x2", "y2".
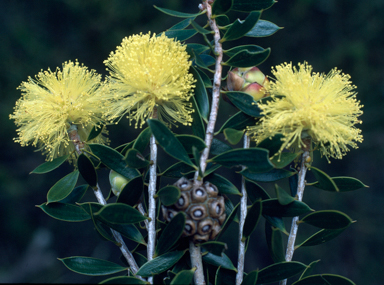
[
  {"x1": 103, "y1": 32, "x2": 196, "y2": 128},
  {"x1": 10, "y1": 60, "x2": 108, "y2": 161},
  {"x1": 247, "y1": 62, "x2": 363, "y2": 160}
]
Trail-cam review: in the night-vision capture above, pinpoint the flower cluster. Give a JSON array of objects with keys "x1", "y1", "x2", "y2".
[{"x1": 247, "y1": 62, "x2": 363, "y2": 160}]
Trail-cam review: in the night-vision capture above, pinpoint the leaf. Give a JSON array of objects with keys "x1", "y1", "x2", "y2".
[
  {"x1": 88, "y1": 144, "x2": 140, "y2": 180},
  {"x1": 223, "y1": 91, "x2": 263, "y2": 117},
  {"x1": 212, "y1": 0, "x2": 233, "y2": 16},
  {"x1": 194, "y1": 53, "x2": 216, "y2": 71},
  {"x1": 271, "y1": 152, "x2": 301, "y2": 169},
  {"x1": 100, "y1": 276, "x2": 149, "y2": 284},
  {"x1": 86, "y1": 124, "x2": 104, "y2": 142},
  {"x1": 265, "y1": 223, "x2": 285, "y2": 263},
  {"x1": 157, "y1": 186, "x2": 181, "y2": 206},
  {"x1": 164, "y1": 29, "x2": 197, "y2": 41},
  {"x1": 191, "y1": 20, "x2": 211, "y2": 34},
  {"x1": 245, "y1": 179, "x2": 270, "y2": 202},
  {"x1": 221, "y1": 11, "x2": 261, "y2": 42},
  {"x1": 190, "y1": 96, "x2": 206, "y2": 140},
  {"x1": 60, "y1": 184, "x2": 88, "y2": 204},
  {"x1": 192, "y1": 146, "x2": 202, "y2": 177},
  {"x1": 215, "y1": 14, "x2": 231, "y2": 26},
  {"x1": 256, "y1": 134, "x2": 284, "y2": 156},
  {"x1": 170, "y1": 268, "x2": 196, "y2": 285},
  {"x1": 161, "y1": 162, "x2": 196, "y2": 178},
  {"x1": 148, "y1": 119, "x2": 195, "y2": 168},
  {"x1": 242, "y1": 168, "x2": 297, "y2": 182},
  {"x1": 116, "y1": 176, "x2": 144, "y2": 207},
  {"x1": 202, "y1": 252, "x2": 237, "y2": 271},
  {"x1": 177, "y1": 134, "x2": 206, "y2": 154},
  {"x1": 311, "y1": 176, "x2": 368, "y2": 192},
  {"x1": 215, "y1": 267, "x2": 237, "y2": 285},
  {"x1": 77, "y1": 154, "x2": 97, "y2": 188},
  {"x1": 133, "y1": 127, "x2": 152, "y2": 153},
  {"x1": 216, "y1": 111, "x2": 256, "y2": 134},
  {"x1": 223, "y1": 128, "x2": 244, "y2": 145},
  {"x1": 245, "y1": 20, "x2": 282, "y2": 37},
  {"x1": 169, "y1": 18, "x2": 192, "y2": 31},
  {"x1": 154, "y1": 6, "x2": 205, "y2": 18},
  {"x1": 224, "y1": 45, "x2": 264, "y2": 57},
  {"x1": 58, "y1": 256, "x2": 127, "y2": 276},
  {"x1": 291, "y1": 274, "x2": 356, "y2": 285},
  {"x1": 37, "y1": 202, "x2": 90, "y2": 222},
  {"x1": 216, "y1": 203, "x2": 239, "y2": 241},
  {"x1": 155, "y1": 212, "x2": 186, "y2": 256},
  {"x1": 191, "y1": 66, "x2": 209, "y2": 122},
  {"x1": 186, "y1": 43, "x2": 210, "y2": 56},
  {"x1": 299, "y1": 260, "x2": 320, "y2": 280},
  {"x1": 297, "y1": 228, "x2": 347, "y2": 248},
  {"x1": 210, "y1": 138, "x2": 232, "y2": 156},
  {"x1": 136, "y1": 250, "x2": 186, "y2": 277},
  {"x1": 223, "y1": 48, "x2": 270, "y2": 68},
  {"x1": 256, "y1": 261, "x2": 307, "y2": 284},
  {"x1": 299, "y1": 210, "x2": 353, "y2": 229},
  {"x1": 243, "y1": 199, "x2": 262, "y2": 239},
  {"x1": 47, "y1": 171, "x2": 79, "y2": 203},
  {"x1": 205, "y1": 173, "x2": 241, "y2": 195},
  {"x1": 310, "y1": 166, "x2": 339, "y2": 192},
  {"x1": 264, "y1": 215, "x2": 288, "y2": 235},
  {"x1": 30, "y1": 154, "x2": 70, "y2": 174},
  {"x1": 262, "y1": 199, "x2": 312, "y2": 217},
  {"x1": 201, "y1": 241, "x2": 228, "y2": 256},
  {"x1": 289, "y1": 170, "x2": 299, "y2": 197},
  {"x1": 231, "y1": 0, "x2": 276, "y2": 12},
  {"x1": 275, "y1": 184, "x2": 295, "y2": 205},
  {"x1": 124, "y1": 149, "x2": 150, "y2": 169},
  {"x1": 242, "y1": 270, "x2": 258, "y2": 285},
  {"x1": 94, "y1": 203, "x2": 148, "y2": 225},
  {"x1": 211, "y1": 148, "x2": 273, "y2": 173}
]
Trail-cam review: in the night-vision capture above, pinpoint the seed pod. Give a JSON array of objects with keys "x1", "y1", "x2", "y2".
[
  {"x1": 184, "y1": 218, "x2": 197, "y2": 237},
  {"x1": 174, "y1": 192, "x2": 190, "y2": 211},
  {"x1": 209, "y1": 196, "x2": 225, "y2": 219},
  {"x1": 204, "y1": 181, "x2": 219, "y2": 197},
  {"x1": 188, "y1": 204, "x2": 208, "y2": 221},
  {"x1": 197, "y1": 218, "x2": 214, "y2": 236},
  {"x1": 175, "y1": 177, "x2": 193, "y2": 192},
  {"x1": 191, "y1": 187, "x2": 208, "y2": 203}
]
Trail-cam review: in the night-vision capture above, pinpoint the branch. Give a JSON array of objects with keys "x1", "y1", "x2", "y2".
[{"x1": 189, "y1": 242, "x2": 206, "y2": 285}]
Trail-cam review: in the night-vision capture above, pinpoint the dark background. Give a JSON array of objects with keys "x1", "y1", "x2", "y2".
[{"x1": 1, "y1": 0, "x2": 383, "y2": 283}]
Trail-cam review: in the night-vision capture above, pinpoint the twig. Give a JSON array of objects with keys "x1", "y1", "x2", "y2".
[
  {"x1": 189, "y1": 242, "x2": 206, "y2": 285},
  {"x1": 236, "y1": 135, "x2": 250, "y2": 285}
]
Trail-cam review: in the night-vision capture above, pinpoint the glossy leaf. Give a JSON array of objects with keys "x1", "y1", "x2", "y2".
[
  {"x1": 215, "y1": 14, "x2": 230, "y2": 26},
  {"x1": 205, "y1": 173, "x2": 241, "y2": 195},
  {"x1": 289, "y1": 170, "x2": 299, "y2": 197},
  {"x1": 224, "y1": 45, "x2": 264, "y2": 57},
  {"x1": 257, "y1": 134, "x2": 284, "y2": 156},
  {"x1": 196, "y1": 68, "x2": 212, "y2": 87},
  {"x1": 191, "y1": 66, "x2": 209, "y2": 122},
  {"x1": 90, "y1": 207, "x2": 117, "y2": 244},
  {"x1": 243, "y1": 199, "x2": 262, "y2": 239},
  {"x1": 212, "y1": 0, "x2": 233, "y2": 16},
  {"x1": 192, "y1": 146, "x2": 202, "y2": 177},
  {"x1": 271, "y1": 152, "x2": 301, "y2": 169},
  {"x1": 86, "y1": 124, "x2": 104, "y2": 142},
  {"x1": 136, "y1": 250, "x2": 186, "y2": 277},
  {"x1": 223, "y1": 128, "x2": 244, "y2": 145},
  {"x1": 47, "y1": 171, "x2": 79, "y2": 203},
  {"x1": 161, "y1": 162, "x2": 195, "y2": 178},
  {"x1": 117, "y1": 176, "x2": 144, "y2": 207},
  {"x1": 292, "y1": 274, "x2": 356, "y2": 285},
  {"x1": 262, "y1": 199, "x2": 312, "y2": 217},
  {"x1": 157, "y1": 185, "x2": 181, "y2": 206},
  {"x1": 265, "y1": 223, "x2": 285, "y2": 263},
  {"x1": 100, "y1": 276, "x2": 149, "y2": 284},
  {"x1": 59, "y1": 256, "x2": 127, "y2": 276},
  {"x1": 256, "y1": 261, "x2": 307, "y2": 284},
  {"x1": 203, "y1": 252, "x2": 236, "y2": 271},
  {"x1": 242, "y1": 168, "x2": 297, "y2": 182},
  {"x1": 210, "y1": 138, "x2": 232, "y2": 156},
  {"x1": 125, "y1": 149, "x2": 150, "y2": 169},
  {"x1": 30, "y1": 154, "x2": 70, "y2": 174},
  {"x1": 215, "y1": 267, "x2": 237, "y2": 285},
  {"x1": 191, "y1": 20, "x2": 211, "y2": 34},
  {"x1": 211, "y1": 148, "x2": 274, "y2": 173},
  {"x1": 154, "y1": 6, "x2": 205, "y2": 18},
  {"x1": 221, "y1": 12, "x2": 261, "y2": 42},
  {"x1": 231, "y1": 0, "x2": 276, "y2": 12},
  {"x1": 245, "y1": 179, "x2": 270, "y2": 202},
  {"x1": 311, "y1": 176, "x2": 368, "y2": 192},
  {"x1": 88, "y1": 144, "x2": 140, "y2": 180},
  {"x1": 275, "y1": 184, "x2": 295, "y2": 205},
  {"x1": 246, "y1": 20, "x2": 282, "y2": 37},
  {"x1": 242, "y1": 270, "x2": 258, "y2": 285},
  {"x1": 177, "y1": 134, "x2": 206, "y2": 154},
  {"x1": 77, "y1": 154, "x2": 97, "y2": 188},
  {"x1": 38, "y1": 202, "x2": 90, "y2": 222},
  {"x1": 297, "y1": 228, "x2": 346, "y2": 248},
  {"x1": 310, "y1": 166, "x2": 339, "y2": 192},
  {"x1": 164, "y1": 29, "x2": 197, "y2": 41},
  {"x1": 169, "y1": 18, "x2": 192, "y2": 31},
  {"x1": 299, "y1": 260, "x2": 320, "y2": 280},
  {"x1": 60, "y1": 185, "x2": 88, "y2": 204},
  {"x1": 194, "y1": 53, "x2": 216, "y2": 71},
  {"x1": 94, "y1": 203, "x2": 148, "y2": 225},
  {"x1": 186, "y1": 43, "x2": 210, "y2": 56},
  {"x1": 264, "y1": 215, "x2": 288, "y2": 235},
  {"x1": 133, "y1": 127, "x2": 151, "y2": 153},
  {"x1": 216, "y1": 203, "x2": 239, "y2": 241},
  {"x1": 216, "y1": 111, "x2": 256, "y2": 134},
  {"x1": 201, "y1": 241, "x2": 228, "y2": 256},
  {"x1": 170, "y1": 268, "x2": 196, "y2": 285},
  {"x1": 155, "y1": 212, "x2": 186, "y2": 256},
  {"x1": 299, "y1": 210, "x2": 353, "y2": 229},
  {"x1": 223, "y1": 91, "x2": 263, "y2": 117},
  {"x1": 224, "y1": 48, "x2": 270, "y2": 68},
  {"x1": 148, "y1": 119, "x2": 195, "y2": 168},
  {"x1": 191, "y1": 96, "x2": 206, "y2": 140}
]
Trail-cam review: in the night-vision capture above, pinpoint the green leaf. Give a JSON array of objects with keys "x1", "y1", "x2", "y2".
[
  {"x1": 117, "y1": 176, "x2": 144, "y2": 207},
  {"x1": 257, "y1": 134, "x2": 284, "y2": 156},
  {"x1": 275, "y1": 184, "x2": 295, "y2": 205},
  {"x1": 148, "y1": 119, "x2": 195, "y2": 168},
  {"x1": 136, "y1": 250, "x2": 186, "y2": 277},
  {"x1": 170, "y1": 268, "x2": 196, "y2": 285},
  {"x1": 243, "y1": 199, "x2": 262, "y2": 239},
  {"x1": 201, "y1": 241, "x2": 228, "y2": 256},
  {"x1": 223, "y1": 128, "x2": 244, "y2": 145},
  {"x1": 211, "y1": 148, "x2": 273, "y2": 173},
  {"x1": 299, "y1": 260, "x2": 320, "y2": 280},
  {"x1": 202, "y1": 252, "x2": 237, "y2": 271},
  {"x1": 310, "y1": 166, "x2": 339, "y2": 192},
  {"x1": 289, "y1": 170, "x2": 299, "y2": 197},
  {"x1": 30, "y1": 154, "x2": 70, "y2": 174},
  {"x1": 242, "y1": 168, "x2": 297, "y2": 182},
  {"x1": 291, "y1": 274, "x2": 356, "y2": 285},
  {"x1": 59, "y1": 256, "x2": 127, "y2": 276},
  {"x1": 264, "y1": 215, "x2": 288, "y2": 235},
  {"x1": 90, "y1": 206, "x2": 117, "y2": 244},
  {"x1": 88, "y1": 144, "x2": 140, "y2": 180},
  {"x1": 297, "y1": 228, "x2": 347, "y2": 248},
  {"x1": 210, "y1": 138, "x2": 232, "y2": 156},
  {"x1": 191, "y1": 96, "x2": 206, "y2": 140},
  {"x1": 212, "y1": 0, "x2": 233, "y2": 15},
  {"x1": 37, "y1": 202, "x2": 90, "y2": 222},
  {"x1": 60, "y1": 185, "x2": 88, "y2": 204},
  {"x1": 177, "y1": 134, "x2": 206, "y2": 154},
  {"x1": 94, "y1": 203, "x2": 148, "y2": 225},
  {"x1": 77, "y1": 154, "x2": 97, "y2": 188},
  {"x1": 224, "y1": 45, "x2": 264, "y2": 57},
  {"x1": 163, "y1": 29, "x2": 197, "y2": 41},
  {"x1": 245, "y1": 20, "x2": 282, "y2": 37},
  {"x1": 215, "y1": 15, "x2": 230, "y2": 26},
  {"x1": 161, "y1": 162, "x2": 195, "y2": 178},
  {"x1": 311, "y1": 176, "x2": 368, "y2": 192},
  {"x1": 133, "y1": 127, "x2": 151, "y2": 153},
  {"x1": 216, "y1": 111, "x2": 256, "y2": 134},
  {"x1": 242, "y1": 270, "x2": 258, "y2": 285},
  {"x1": 155, "y1": 212, "x2": 186, "y2": 256},
  {"x1": 245, "y1": 179, "x2": 270, "y2": 202},
  {"x1": 271, "y1": 152, "x2": 301, "y2": 169},
  {"x1": 231, "y1": 0, "x2": 276, "y2": 12},
  {"x1": 124, "y1": 149, "x2": 150, "y2": 169},
  {"x1": 86, "y1": 124, "x2": 104, "y2": 142},
  {"x1": 256, "y1": 261, "x2": 307, "y2": 284},
  {"x1": 194, "y1": 53, "x2": 216, "y2": 71},
  {"x1": 157, "y1": 186, "x2": 181, "y2": 206},
  {"x1": 215, "y1": 267, "x2": 237, "y2": 285},
  {"x1": 154, "y1": 6, "x2": 205, "y2": 18},
  {"x1": 186, "y1": 43, "x2": 210, "y2": 56},
  {"x1": 191, "y1": 66, "x2": 209, "y2": 122},
  {"x1": 223, "y1": 48, "x2": 270, "y2": 68},
  {"x1": 223, "y1": 91, "x2": 263, "y2": 117},
  {"x1": 262, "y1": 199, "x2": 312, "y2": 217},
  {"x1": 191, "y1": 21, "x2": 211, "y2": 34},
  {"x1": 192, "y1": 146, "x2": 202, "y2": 177},
  {"x1": 47, "y1": 171, "x2": 79, "y2": 203},
  {"x1": 169, "y1": 18, "x2": 192, "y2": 31},
  {"x1": 265, "y1": 223, "x2": 285, "y2": 263},
  {"x1": 299, "y1": 210, "x2": 353, "y2": 229},
  {"x1": 205, "y1": 173, "x2": 241, "y2": 195},
  {"x1": 216, "y1": 203, "x2": 239, "y2": 241},
  {"x1": 100, "y1": 276, "x2": 149, "y2": 284},
  {"x1": 221, "y1": 12, "x2": 261, "y2": 42}
]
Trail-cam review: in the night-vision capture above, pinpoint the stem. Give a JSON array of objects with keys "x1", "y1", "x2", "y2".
[
  {"x1": 280, "y1": 139, "x2": 311, "y2": 285},
  {"x1": 189, "y1": 242, "x2": 206, "y2": 285},
  {"x1": 236, "y1": 135, "x2": 250, "y2": 285}
]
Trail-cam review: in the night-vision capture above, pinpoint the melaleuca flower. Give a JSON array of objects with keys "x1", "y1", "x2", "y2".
[
  {"x1": 247, "y1": 62, "x2": 363, "y2": 161},
  {"x1": 10, "y1": 60, "x2": 108, "y2": 161},
  {"x1": 103, "y1": 32, "x2": 196, "y2": 128}
]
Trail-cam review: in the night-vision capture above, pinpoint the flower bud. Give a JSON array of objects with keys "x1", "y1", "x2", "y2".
[
  {"x1": 109, "y1": 170, "x2": 130, "y2": 196},
  {"x1": 242, "y1": 82, "x2": 265, "y2": 101},
  {"x1": 226, "y1": 69, "x2": 245, "y2": 92}
]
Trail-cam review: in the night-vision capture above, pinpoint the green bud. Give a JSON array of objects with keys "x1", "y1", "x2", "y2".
[{"x1": 109, "y1": 170, "x2": 130, "y2": 196}]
